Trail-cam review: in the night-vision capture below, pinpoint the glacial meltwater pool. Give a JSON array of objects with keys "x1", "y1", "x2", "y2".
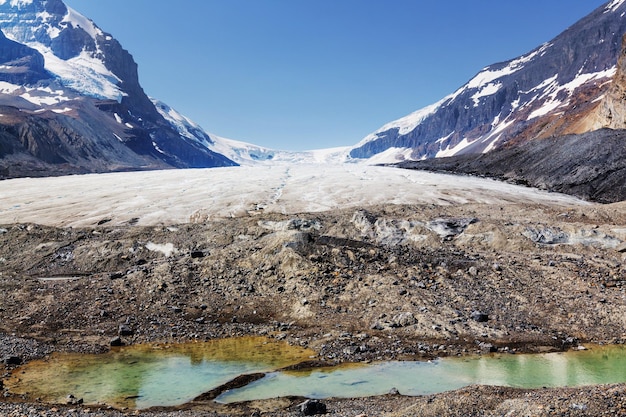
[
  {"x1": 5, "y1": 339, "x2": 626, "y2": 410},
  {"x1": 5, "y1": 337, "x2": 315, "y2": 409}
]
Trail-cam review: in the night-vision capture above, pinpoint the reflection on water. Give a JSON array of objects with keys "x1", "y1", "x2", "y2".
[
  {"x1": 216, "y1": 345, "x2": 626, "y2": 403},
  {"x1": 5, "y1": 337, "x2": 314, "y2": 409},
  {"x1": 6, "y1": 341, "x2": 626, "y2": 409}
]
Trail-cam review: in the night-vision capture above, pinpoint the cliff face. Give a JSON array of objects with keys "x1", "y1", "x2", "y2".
[
  {"x1": 0, "y1": 30, "x2": 48, "y2": 84},
  {"x1": 0, "y1": 0, "x2": 237, "y2": 177},
  {"x1": 397, "y1": 127, "x2": 626, "y2": 203},
  {"x1": 350, "y1": 1, "x2": 626, "y2": 163},
  {"x1": 582, "y1": 33, "x2": 626, "y2": 130}
]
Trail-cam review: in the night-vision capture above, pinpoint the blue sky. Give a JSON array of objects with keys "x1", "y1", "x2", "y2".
[{"x1": 64, "y1": 1, "x2": 607, "y2": 151}]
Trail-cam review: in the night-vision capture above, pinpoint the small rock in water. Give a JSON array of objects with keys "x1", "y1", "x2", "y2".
[
  {"x1": 66, "y1": 394, "x2": 83, "y2": 405},
  {"x1": 389, "y1": 387, "x2": 400, "y2": 395},
  {"x1": 299, "y1": 399, "x2": 327, "y2": 415}
]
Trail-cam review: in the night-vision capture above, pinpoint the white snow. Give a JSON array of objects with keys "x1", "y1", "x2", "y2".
[
  {"x1": 39, "y1": 49, "x2": 124, "y2": 101},
  {"x1": 605, "y1": 0, "x2": 626, "y2": 13},
  {"x1": 0, "y1": 3, "x2": 124, "y2": 102},
  {"x1": 145, "y1": 242, "x2": 177, "y2": 257},
  {"x1": 471, "y1": 82, "x2": 502, "y2": 107},
  {"x1": 447, "y1": 43, "x2": 552, "y2": 104},
  {"x1": 527, "y1": 68, "x2": 616, "y2": 120},
  {"x1": 482, "y1": 118, "x2": 514, "y2": 153},
  {"x1": 152, "y1": 141, "x2": 165, "y2": 154},
  {"x1": 37, "y1": 11, "x2": 61, "y2": 39},
  {"x1": 20, "y1": 86, "x2": 71, "y2": 106},
  {"x1": 209, "y1": 132, "x2": 351, "y2": 165},
  {"x1": 151, "y1": 99, "x2": 206, "y2": 143},
  {"x1": 436, "y1": 138, "x2": 474, "y2": 158},
  {"x1": 527, "y1": 97, "x2": 563, "y2": 120},
  {"x1": 0, "y1": 164, "x2": 589, "y2": 228},
  {"x1": 63, "y1": 6, "x2": 102, "y2": 39},
  {"x1": 0, "y1": 81, "x2": 21, "y2": 94},
  {"x1": 151, "y1": 98, "x2": 352, "y2": 166},
  {"x1": 361, "y1": 147, "x2": 415, "y2": 165},
  {"x1": 0, "y1": 81, "x2": 74, "y2": 106},
  {"x1": 0, "y1": 0, "x2": 33, "y2": 7},
  {"x1": 355, "y1": 98, "x2": 447, "y2": 148},
  {"x1": 354, "y1": 43, "x2": 554, "y2": 160},
  {"x1": 50, "y1": 107, "x2": 72, "y2": 114}
]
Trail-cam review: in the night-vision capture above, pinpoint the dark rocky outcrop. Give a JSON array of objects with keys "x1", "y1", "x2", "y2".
[
  {"x1": 397, "y1": 128, "x2": 626, "y2": 203},
  {"x1": 299, "y1": 399, "x2": 327, "y2": 416},
  {"x1": 0, "y1": 30, "x2": 49, "y2": 84}
]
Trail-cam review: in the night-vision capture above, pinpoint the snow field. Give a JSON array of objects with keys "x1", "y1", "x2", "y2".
[{"x1": 0, "y1": 164, "x2": 588, "y2": 228}]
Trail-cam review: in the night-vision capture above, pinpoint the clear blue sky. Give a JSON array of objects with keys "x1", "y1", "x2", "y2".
[{"x1": 64, "y1": 0, "x2": 607, "y2": 151}]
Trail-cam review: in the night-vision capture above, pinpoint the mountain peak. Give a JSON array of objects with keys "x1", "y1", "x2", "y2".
[
  {"x1": 0, "y1": 0, "x2": 124, "y2": 102},
  {"x1": 0, "y1": 0, "x2": 239, "y2": 176},
  {"x1": 350, "y1": 0, "x2": 626, "y2": 163}
]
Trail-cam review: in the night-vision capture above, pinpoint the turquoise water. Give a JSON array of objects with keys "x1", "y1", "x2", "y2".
[
  {"x1": 5, "y1": 337, "x2": 315, "y2": 409},
  {"x1": 7, "y1": 341, "x2": 626, "y2": 409},
  {"x1": 216, "y1": 345, "x2": 626, "y2": 403}
]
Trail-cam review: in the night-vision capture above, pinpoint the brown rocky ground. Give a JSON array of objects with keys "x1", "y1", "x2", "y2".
[{"x1": 1, "y1": 200, "x2": 625, "y2": 416}]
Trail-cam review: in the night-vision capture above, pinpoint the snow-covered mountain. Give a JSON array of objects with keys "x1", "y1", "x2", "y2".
[
  {"x1": 0, "y1": 0, "x2": 238, "y2": 177},
  {"x1": 3, "y1": 0, "x2": 625, "y2": 180},
  {"x1": 153, "y1": 98, "x2": 350, "y2": 166},
  {"x1": 349, "y1": 0, "x2": 626, "y2": 164}
]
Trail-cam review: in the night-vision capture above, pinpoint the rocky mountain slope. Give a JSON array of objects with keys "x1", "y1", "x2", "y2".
[
  {"x1": 0, "y1": 0, "x2": 238, "y2": 178},
  {"x1": 398, "y1": 128, "x2": 626, "y2": 203},
  {"x1": 350, "y1": 0, "x2": 626, "y2": 164}
]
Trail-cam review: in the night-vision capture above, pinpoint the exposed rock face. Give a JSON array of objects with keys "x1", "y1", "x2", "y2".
[
  {"x1": 350, "y1": 1, "x2": 626, "y2": 163},
  {"x1": 397, "y1": 128, "x2": 626, "y2": 203},
  {"x1": 0, "y1": 0, "x2": 237, "y2": 177},
  {"x1": 587, "y1": 33, "x2": 626, "y2": 129},
  {"x1": 0, "y1": 30, "x2": 48, "y2": 84}
]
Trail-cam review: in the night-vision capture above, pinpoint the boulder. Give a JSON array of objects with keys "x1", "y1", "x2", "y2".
[
  {"x1": 299, "y1": 399, "x2": 327, "y2": 415},
  {"x1": 471, "y1": 311, "x2": 489, "y2": 323},
  {"x1": 391, "y1": 312, "x2": 417, "y2": 328},
  {"x1": 3, "y1": 356, "x2": 22, "y2": 365},
  {"x1": 66, "y1": 394, "x2": 83, "y2": 405},
  {"x1": 110, "y1": 336, "x2": 124, "y2": 347},
  {"x1": 118, "y1": 324, "x2": 134, "y2": 336}
]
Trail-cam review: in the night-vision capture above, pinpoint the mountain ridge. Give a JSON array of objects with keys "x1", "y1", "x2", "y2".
[
  {"x1": 349, "y1": 0, "x2": 626, "y2": 164},
  {"x1": 0, "y1": 0, "x2": 239, "y2": 177},
  {"x1": 396, "y1": 128, "x2": 626, "y2": 203},
  {"x1": 0, "y1": 0, "x2": 624, "y2": 203}
]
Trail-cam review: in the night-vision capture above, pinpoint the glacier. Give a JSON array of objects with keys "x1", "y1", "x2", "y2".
[{"x1": 0, "y1": 164, "x2": 588, "y2": 228}]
